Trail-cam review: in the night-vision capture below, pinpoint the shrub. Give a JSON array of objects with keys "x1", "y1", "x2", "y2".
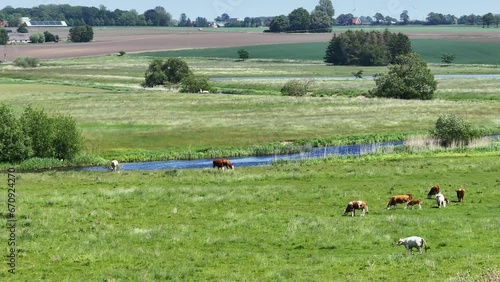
[
  {"x1": 50, "y1": 113, "x2": 84, "y2": 160},
  {"x1": 29, "y1": 33, "x2": 45, "y2": 43},
  {"x1": 19, "y1": 107, "x2": 55, "y2": 158},
  {"x1": 142, "y1": 59, "x2": 167, "y2": 87},
  {"x1": 281, "y1": 79, "x2": 313, "y2": 96},
  {"x1": 17, "y1": 24, "x2": 28, "y2": 33},
  {"x1": 180, "y1": 75, "x2": 211, "y2": 93},
  {"x1": 68, "y1": 25, "x2": 94, "y2": 42},
  {"x1": 237, "y1": 49, "x2": 249, "y2": 60},
  {"x1": 430, "y1": 114, "x2": 482, "y2": 147},
  {"x1": 13, "y1": 56, "x2": 40, "y2": 68},
  {"x1": 143, "y1": 58, "x2": 192, "y2": 87},
  {"x1": 441, "y1": 53, "x2": 456, "y2": 65},
  {"x1": 0, "y1": 104, "x2": 31, "y2": 163},
  {"x1": 118, "y1": 50, "x2": 126, "y2": 56},
  {"x1": 43, "y1": 31, "x2": 59, "y2": 42}
]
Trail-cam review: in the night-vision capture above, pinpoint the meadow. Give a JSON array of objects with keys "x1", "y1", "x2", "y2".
[
  {"x1": 0, "y1": 26, "x2": 499, "y2": 280},
  {"x1": 2, "y1": 153, "x2": 499, "y2": 280}
]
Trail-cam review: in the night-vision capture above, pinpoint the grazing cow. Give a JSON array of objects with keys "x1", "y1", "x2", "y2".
[
  {"x1": 407, "y1": 199, "x2": 422, "y2": 209},
  {"x1": 427, "y1": 185, "x2": 441, "y2": 198},
  {"x1": 110, "y1": 160, "x2": 119, "y2": 171},
  {"x1": 456, "y1": 188, "x2": 465, "y2": 202},
  {"x1": 397, "y1": 236, "x2": 426, "y2": 254},
  {"x1": 386, "y1": 194, "x2": 413, "y2": 209},
  {"x1": 213, "y1": 159, "x2": 234, "y2": 170},
  {"x1": 343, "y1": 200, "x2": 368, "y2": 217},
  {"x1": 436, "y1": 193, "x2": 447, "y2": 208}
]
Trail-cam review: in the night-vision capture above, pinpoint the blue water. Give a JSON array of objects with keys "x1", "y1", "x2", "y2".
[
  {"x1": 209, "y1": 74, "x2": 500, "y2": 81},
  {"x1": 82, "y1": 134, "x2": 500, "y2": 171},
  {"x1": 82, "y1": 141, "x2": 404, "y2": 171}
]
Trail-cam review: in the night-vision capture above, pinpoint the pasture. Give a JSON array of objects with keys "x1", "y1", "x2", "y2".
[
  {"x1": 0, "y1": 25, "x2": 499, "y2": 280},
  {"x1": 2, "y1": 153, "x2": 499, "y2": 280}
]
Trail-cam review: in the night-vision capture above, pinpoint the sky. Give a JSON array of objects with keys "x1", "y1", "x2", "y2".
[{"x1": 4, "y1": 0, "x2": 498, "y2": 21}]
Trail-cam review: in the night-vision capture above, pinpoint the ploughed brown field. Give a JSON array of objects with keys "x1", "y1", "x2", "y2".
[{"x1": 5, "y1": 27, "x2": 500, "y2": 60}]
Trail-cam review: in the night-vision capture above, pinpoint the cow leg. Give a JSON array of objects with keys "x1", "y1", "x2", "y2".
[{"x1": 361, "y1": 208, "x2": 365, "y2": 217}]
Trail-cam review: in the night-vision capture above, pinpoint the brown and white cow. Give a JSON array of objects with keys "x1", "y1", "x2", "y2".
[
  {"x1": 110, "y1": 160, "x2": 119, "y2": 171},
  {"x1": 407, "y1": 199, "x2": 422, "y2": 209},
  {"x1": 386, "y1": 194, "x2": 413, "y2": 209},
  {"x1": 436, "y1": 193, "x2": 447, "y2": 208},
  {"x1": 213, "y1": 159, "x2": 234, "y2": 170},
  {"x1": 343, "y1": 200, "x2": 368, "y2": 217},
  {"x1": 427, "y1": 185, "x2": 441, "y2": 199},
  {"x1": 456, "y1": 188, "x2": 465, "y2": 202}
]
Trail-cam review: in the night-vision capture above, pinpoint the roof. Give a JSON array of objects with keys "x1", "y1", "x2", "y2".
[
  {"x1": 26, "y1": 20, "x2": 68, "y2": 27},
  {"x1": 8, "y1": 33, "x2": 30, "y2": 42}
]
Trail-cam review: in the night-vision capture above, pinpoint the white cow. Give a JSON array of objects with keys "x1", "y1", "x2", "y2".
[
  {"x1": 111, "y1": 160, "x2": 119, "y2": 171},
  {"x1": 436, "y1": 193, "x2": 446, "y2": 208},
  {"x1": 397, "y1": 236, "x2": 426, "y2": 254}
]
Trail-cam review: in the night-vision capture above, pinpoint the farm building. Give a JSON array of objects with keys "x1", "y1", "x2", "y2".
[
  {"x1": 352, "y1": 17, "x2": 362, "y2": 25},
  {"x1": 20, "y1": 17, "x2": 67, "y2": 27},
  {"x1": 8, "y1": 33, "x2": 30, "y2": 43}
]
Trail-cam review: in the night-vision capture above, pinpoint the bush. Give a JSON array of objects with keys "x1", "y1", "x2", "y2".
[
  {"x1": 0, "y1": 105, "x2": 31, "y2": 163},
  {"x1": 430, "y1": 114, "x2": 482, "y2": 147},
  {"x1": 13, "y1": 56, "x2": 40, "y2": 68},
  {"x1": 29, "y1": 33, "x2": 45, "y2": 43},
  {"x1": 43, "y1": 31, "x2": 59, "y2": 42},
  {"x1": 51, "y1": 114, "x2": 84, "y2": 160},
  {"x1": 143, "y1": 58, "x2": 192, "y2": 87},
  {"x1": 0, "y1": 105, "x2": 84, "y2": 163},
  {"x1": 20, "y1": 107, "x2": 55, "y2": 158},
  {"x1": 441, "y1": 53, "x2": 456, "y2": 65},
  {"x1": 142, "y1": 59, "x2": 167, "y2": 87},
  {"x1": 118, "y1": 50, "x2": 126, "y2": 56},
  {"x1": 68, "y1": 25, "x2": 94, "y2": 42},
  {"x1": 17, "y1": 24, "x2": 28, "y2": 33},
  {"x1": 281, "y1": 79, "x2": 313, "y2": 96},
  {"x1": 180, "y1": 75, "x2": 211, "y2": 93},
  {"x1": 237, "y1": 49, "x2": 249, "y2": 60}
]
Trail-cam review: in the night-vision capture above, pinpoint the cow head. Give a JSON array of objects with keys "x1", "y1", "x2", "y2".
[{"x1": 427, "y1": 185, "x2": 440, "y2": 198}]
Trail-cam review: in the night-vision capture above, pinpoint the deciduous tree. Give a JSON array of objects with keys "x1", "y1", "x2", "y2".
[
  {"x1": 288, "y1": 8, "x2": 310, "y2": 32},
  {"x1": 369, "y1": 52, "x2": 437, "y2": 100},
  {"x1": 268, "y1": 15, "x2": 289, "y2": 32}
]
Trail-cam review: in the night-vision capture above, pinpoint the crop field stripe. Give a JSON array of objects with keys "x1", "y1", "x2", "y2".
[{"x1": 135, "y1": 40, "x2": 500, "y2": 65}]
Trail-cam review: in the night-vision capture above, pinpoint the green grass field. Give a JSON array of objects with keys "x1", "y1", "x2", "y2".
[
  {"x1": 2, "y1": 153, "x2": 499, "y2": 280},
  {"x1": 136, "y1": 39, "x2": 500, "y2": 65}
]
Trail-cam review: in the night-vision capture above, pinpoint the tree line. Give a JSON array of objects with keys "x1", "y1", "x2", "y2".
[{"x1": 336, "y1": 10, "x2": 500, "y2": 27}]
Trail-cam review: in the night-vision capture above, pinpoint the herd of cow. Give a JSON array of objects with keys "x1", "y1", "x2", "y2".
[
  {"x1": 109, "y1": 159, "x2": 464, "y2": 255},
  {"x1": 343, "y1": 185, "x2": 465, "y2": 217},
  {"x1": 343, "y1": 185, "x2": 466, "y2": 254}
]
